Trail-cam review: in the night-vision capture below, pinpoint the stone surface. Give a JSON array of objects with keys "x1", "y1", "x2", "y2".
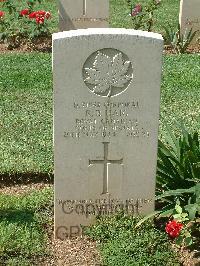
[
  {"x1": 59, "y1": 0, "x2": 109, "y2": 31},
  {"x1": 179, "y1": 0, "x2": 200, "y2": 44},
  {"x1": 53, "y1": 28, "x2": 163, "y2": 239}
]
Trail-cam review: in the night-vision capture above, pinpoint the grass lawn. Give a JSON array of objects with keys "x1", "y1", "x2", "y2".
[
  {"x1": 160, "y1": 55, "x2": 200, "y2": 134},
  {"x1": 0, "y1": 187, "x2": 53, "y2": 265},
  {"x1": 0, "y1": 53, "x2": 199, "y2": 175},
  {"x1": 0, "y1": 54, "x2": 53, "y2": 175}
]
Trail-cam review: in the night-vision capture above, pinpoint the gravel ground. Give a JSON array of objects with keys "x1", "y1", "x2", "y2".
[{"x1": 45, "y1": 237, "x2": 102, "y2": 266}]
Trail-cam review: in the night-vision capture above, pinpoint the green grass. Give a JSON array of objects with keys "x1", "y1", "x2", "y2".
[
  {"x1": 0, "y1": 53, "x2": 53, "y2": 174},
  {"x1": 0, "y1": 53, "x2": 199, "y2": 175},
  {"x1": 0, "y1": 187, "x2": 53, "y2": 265},
  {"x1": 160, "y1": 55, "x2": 200, "y2": 134},
  {"x1": 85, "y1": 213, "x2": 180, "y2": 266}
]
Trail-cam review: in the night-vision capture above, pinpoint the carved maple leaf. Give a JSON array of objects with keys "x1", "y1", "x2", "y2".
[{"x1": 84, "y1": 52, "x2": 132, "y2": 96}]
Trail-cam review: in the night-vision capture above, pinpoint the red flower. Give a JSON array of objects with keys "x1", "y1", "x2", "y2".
[
  {"x1": 28, "y1": 10, "x2": 51, "y2": 23},
  {"x1": 29, "y1": 11, "x2": 37, "y2": 19},
  {"x1": 37, "y1": 10, "x2": 46, "y2": 16},
  {"x1": 45, "y1": 11, "x2": 51, "y2": 19},
  {"x1": 0, "y1": 11, "x2": 5, "y2": 18},
  {"x1": 35, "y1": 16, "x2": 44, "y2": 24},
  {"x1": 20, "y1": 9, "x2": 30, "y2": 16},
  {"x1": 165, "y1": 220, "x2": 183, "y2": 238},
  {"x1": 131, "y1": 4, "x2": 142, "y2": 17}
]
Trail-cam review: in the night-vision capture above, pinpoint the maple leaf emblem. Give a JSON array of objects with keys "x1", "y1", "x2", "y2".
[{"x1": 84, "y1": 51, "x2": 133, "y2": 97}]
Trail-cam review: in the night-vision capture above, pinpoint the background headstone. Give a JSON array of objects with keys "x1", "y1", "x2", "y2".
[
  {"x1": 53, "y1": 28, "x2": 163, "y2": 240},
  {"x1": 179, "y1": 0, "x2": 200, "y2": 44},
  {"x1": 59, "y1": 0, "x2": 109, "y2": 31}
]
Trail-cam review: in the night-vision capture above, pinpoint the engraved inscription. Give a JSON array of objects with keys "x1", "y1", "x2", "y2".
[
  {"x1": 72, "y1": 17, "x2": 108, "y2": 22},
  {"x1": 63, "y1": 100, "x2": 150, "y2": 139},
  {"x1": 89, "y1": 142, "x2": 123, "y2": 194},
  {"x1": 57, "y1": 198, "x2": 153, "y2": 217},
  {"x1": 186, "y1": 18, "x2": 200, "y2": 26},
  {"x1": 83, "y1": 49, "x2": 133, "y2": 97}
]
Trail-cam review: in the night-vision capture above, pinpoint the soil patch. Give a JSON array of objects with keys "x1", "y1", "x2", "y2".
[
  {"x1": 174, "y1": 245, "x2": 200, "y2": 266},
  {"x1": 45, "y1": 237, "x2": 102, "y2": 266},
  {"x1": 164, "y1": 44, "x2": 200, "y2": 54},
  {"x1": 0, "y1": 40, "x2": 200, "y2": 54},
  {"x1": 0, "y1": 182, "x2": 53, "y2": 195},
  {"x1": 0, "y1": 36, "x2": 52, "y2": 53}
]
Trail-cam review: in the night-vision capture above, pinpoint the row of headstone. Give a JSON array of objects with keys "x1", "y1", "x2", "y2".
[
  {"x1": 179, "y1": 0, "x2": 200, "y2": 44},
  {"x1": 59, "y1": 0, "x2": 200, "y2": 45},
  {"x1": 59, "y1": 0, "x2": 109, "y2": 31}
]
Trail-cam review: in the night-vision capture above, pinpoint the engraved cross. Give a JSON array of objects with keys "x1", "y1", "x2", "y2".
[
  {"x1": 89, "y1": 142, "x2": 123, "y2": 194},
  {"x1": 83, "y1": 0, "x2": 87, "y2": 16}
]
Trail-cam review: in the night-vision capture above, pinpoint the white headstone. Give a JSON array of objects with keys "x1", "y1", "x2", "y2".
[
  {"x1": 53, "y1": 28, "x2": 163, "y2": 240},
  {"x1": 179, "y1": 0, "x2": 200, "y2": 44},
  {"x1": 59, "y1": 0, "x2": 109, "y2": 31}
]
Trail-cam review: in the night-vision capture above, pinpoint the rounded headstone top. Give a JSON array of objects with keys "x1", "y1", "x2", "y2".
[{"x1": 53, "y1": 28, "x2": 163, "y2": 42}]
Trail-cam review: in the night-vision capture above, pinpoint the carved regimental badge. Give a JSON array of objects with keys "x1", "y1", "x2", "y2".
[{"x1": 83, "y1": 48, "x2": 133, "y2": 97}]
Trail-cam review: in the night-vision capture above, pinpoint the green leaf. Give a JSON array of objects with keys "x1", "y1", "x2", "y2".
[
  {"x1": 185, "y1": 204, "x2": 198, "y2": 220},
  {"x1": 184, "y1": 231, "x2": 191, "y2": 238},
  {"x1": 156, "y1": 186, "x2": 196, "y2": 200},
  {"x1": 175, "y1": 204, "x2": 182, "y2": 214},
  {"x1": 185, "y1": 237, "x2": 193, "y2": 246},
  {"x1": 173, "y1": 214, "x2": 182, "y2": 220},
  {"x1": 181, "y1": 213, "x2": 188, "y2": 219},
  {"x1": 195, "y1": 184, "x2": 200, "y2": 203},
  {"x1": 135, "y1": 211, "x2": 160, "y2": 228},
  {"x1": 175, "y1": 235, "x2": 184, "y2": 246},
  {"x1": 158, "y1": 208, "x2": 174, "y2": 217}
]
